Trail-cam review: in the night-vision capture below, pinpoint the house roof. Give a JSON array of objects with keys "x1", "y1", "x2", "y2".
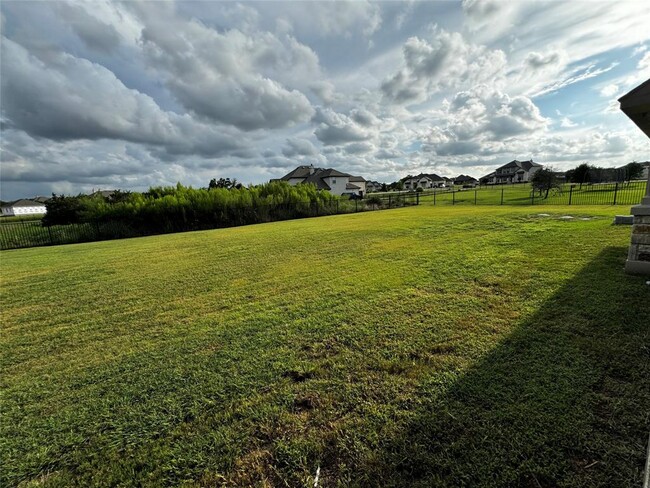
[
  {"x1": 346, "y1": 183, "x2": 361, "y2": 190},
  {"x1": 91, "y1": 190, "x2": 117, "y2": 198},
  {"x1": 278, "y1": 165, "x2": 357, "y2": 191},
  {"x1": 496, "y1": 160, "x2": 541, "y2": 172},
  {"x1": 32, "y1": 196, "x2": 51, "y2": 203},
  {"x1": 280, "y1": 165, "x2": 316, "y2": 180},
  {"x1": 454, "y1": 174, "x2": 478, "y2": 182},
  {"x1": 619, "y1": 78, "x2": 650, "y2": 136},
  {"x1": 2, "y1": 199, "x2": 45, "y2": 208},
  {"x1": 303, "y1": 171, "x2": 331, "y2": 190},
  {"x1": 318, "y1": 168, "x2": 351, "y2": 178},
  {"x1": 407, "y1": 173, "x2": 444, "y2": 181}
]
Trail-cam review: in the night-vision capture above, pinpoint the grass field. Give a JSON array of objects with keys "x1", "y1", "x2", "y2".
[
  {"x1": 371, "y1": 180, "x2": 648, "y2": 207},
  {"x1": 1, "y1": 206, "x2": 648, "y2": 487}
]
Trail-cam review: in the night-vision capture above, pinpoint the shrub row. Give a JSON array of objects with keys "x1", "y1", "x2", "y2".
[{"x1": 43, "y1": 182, "x2": 338, "y2": 233}]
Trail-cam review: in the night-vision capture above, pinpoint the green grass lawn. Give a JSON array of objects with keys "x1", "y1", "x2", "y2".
[
  {"x1": 1, "y1": 206, "x2": 648, "y2": 487},
  {"x1": 371, "y1": 180, "x2": 647, "y2": 207}
]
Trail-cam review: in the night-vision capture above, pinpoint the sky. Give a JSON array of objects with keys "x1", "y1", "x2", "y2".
[{"x1": 1, "y1": 0, "x2": 650, "y2": 200}]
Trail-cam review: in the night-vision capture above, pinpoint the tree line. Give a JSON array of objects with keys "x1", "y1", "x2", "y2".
[
  {"x1": 565, "y1": 162, "x2": 644, "y2": 187},
  {"x1": 42, "y1": 181, "x2": 338, "y2": 231}
]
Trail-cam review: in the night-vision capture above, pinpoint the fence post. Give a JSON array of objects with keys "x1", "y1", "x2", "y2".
[
  {"x1": 355, "y1": 199, "x2": 358, "y2": 212},
  {"x1": 474, "y1": 190, "x2": 477, "y2": 205},
  {"x1": 452, "y1": 190, "x2": 455, "y2": 205},
  {"x1": 531, "y1": 189, "x2": 534, "y2": 205},
  {"x1": 336, "y1": 200, "x2": 339, "y2": 214},
  {"x1": 500, "y1": 188, "x2": 504, "y2": 205},
  {"x1": 568, "y1": 185, "x2": 573, "y2": 205},
  {"x1": 47, "y1": 225, "x2": 54, "y2": 245},
  {"x1": 434, "y1": 191, "x2": 436, "y2": 206},
  {"x1": 416, "y1": 192, "x2": 419, "y2": 205},
  {"x1": 388, "y1": 194, "x2": 392, "y2": 208},
  {"x1": 613, "y1": 182, "x2": 618, "y2": 205}
]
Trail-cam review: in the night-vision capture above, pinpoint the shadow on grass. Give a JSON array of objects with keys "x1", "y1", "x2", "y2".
[{"x1": 369, "y1": 247, "x2": 649, "y2": 487}]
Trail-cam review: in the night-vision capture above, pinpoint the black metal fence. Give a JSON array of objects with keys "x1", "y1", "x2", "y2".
[
  {"x1": 388, "y1": 180, "x2": 647, "y2": 207},
  {"x1": 0, "y1": 180, "x2": 646, "y2": 251},
  {"x1": 0, "y1": 195, "x2": 419, "y2": 250}
]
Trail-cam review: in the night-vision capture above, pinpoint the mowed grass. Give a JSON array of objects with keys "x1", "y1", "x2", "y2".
[{"x1": 1, "y1": 205, "x2": 648, "y2": 487}]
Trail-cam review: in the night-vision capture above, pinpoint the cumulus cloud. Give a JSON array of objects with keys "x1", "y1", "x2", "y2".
[
  {"x1": 282, "y1": 137, "x2": 318, "y2": 157},
  {"x1": 313, "y1": 107, "x2": 372, "y2": 145},
  {"x1": 560, "y1": 117, "x2": 577, "y2": 128},
  {"x1": 419, "y1": 86, "x2": 547, "y2": 157},
  {"x1": 381, "y1": 27, "x2": 507, "y2": 104},
  {"x1": 136, "y1": 6, "x2": 317, "y2": 131},
  {"x1": 0, "y1": 37, "x2": 247, "y2": 157},
  {"x1": 344, "y1": 141, "x2": 375, "y2": 154},
  {"x1": 599, "y1": 84, "x2": 619, "y2": 98},
  {"x1": 55, "y1": 2, "x2": 121, "y2": 53},
  {"x1": 269, "y1": 1, "x2": 382, "y2": 38},
  {"x1": 524, "y1": 51, "x2": 562, "y2": 69}
]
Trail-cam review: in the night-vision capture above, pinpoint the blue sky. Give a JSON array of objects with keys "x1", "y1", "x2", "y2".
[{"x1": 1, "y1": 0, "x2": 649, "y2": 200}]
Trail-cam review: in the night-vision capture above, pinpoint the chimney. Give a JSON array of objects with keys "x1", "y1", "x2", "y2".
[{"x1": 309, "y1": 164, "x2": 315, "y2": 175}]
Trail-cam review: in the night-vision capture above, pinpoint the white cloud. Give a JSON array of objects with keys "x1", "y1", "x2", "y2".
[
  {"x1": 135, "y1": 6, "x2": 317, "y2": 131},
  {"x1": 282, "y1": 137, "x2": 318, "y2": 157},
  {"x1": 0, "y1": 37, "x2": 247, "y2": 157},
  {"x1": 381, "y1": 27, "x2": 507, "y2": 105},
  {"x1": 599, "y1": 84, "x2": 619, "y2": 98},
  {"x1": 560, "y1": 117, "x2": 577, "y2": 128}
]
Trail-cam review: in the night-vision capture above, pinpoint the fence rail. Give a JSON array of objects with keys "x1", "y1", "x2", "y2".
[
  {"x1": 0, "y1": 196, "x2": 420, "y2": 250},
  {"x1": 0, "y1": 180, "x2": 646, "y2": 251},
  {"x1": 394, "y1": 180, "x2": 647, "y2": 207}
]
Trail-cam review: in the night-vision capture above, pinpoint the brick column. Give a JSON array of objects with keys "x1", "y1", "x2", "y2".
[{"x1": 625, "y1": 171, "x2": 650, "y2": 275}]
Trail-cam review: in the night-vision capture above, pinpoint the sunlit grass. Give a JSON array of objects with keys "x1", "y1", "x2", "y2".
[{"x1": 1, "y1": 205, "x2": 648, "y2": 487}]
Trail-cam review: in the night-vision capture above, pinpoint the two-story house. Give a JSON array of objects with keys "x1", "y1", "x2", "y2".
[
  {"x1": 366, "y1": 181, "x2": 383, "y2": 193},
  {"x1": 453, "y1": 175, "x2": 479, "y2": 187},
  {"x1": 481, "y1": 160, "x2": 543, "y2": 185},
  {"x1": 276, "y1": 165, "x2": 367, "y2": 197},
  {"x1": 403, "y1": 173, "x2": 446, "y2": 190}
]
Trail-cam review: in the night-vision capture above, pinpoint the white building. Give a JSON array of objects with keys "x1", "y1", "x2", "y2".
[
  {"x1": 403, "y1": 173, "x2": 446, "y2": 190},
  {"x1": 275, "y1": 165, "x2": 367, "y2": 197},
  {"x1": 1, "y1": 199, "x2": 47, "y2": 216},
  {"x1": 481, "y1": 160, "x2": 543, "y2": 185}
]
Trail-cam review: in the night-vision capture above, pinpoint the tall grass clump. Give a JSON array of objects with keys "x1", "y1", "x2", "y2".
[{"x1": 43, "y1": 182, "x2": 338, "y2": 235}]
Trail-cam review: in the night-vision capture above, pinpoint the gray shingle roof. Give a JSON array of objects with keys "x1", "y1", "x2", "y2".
[
  {"x1": 2, "y1": 199, "x2": 45, "y2": 208},
  {"x1": 280, "y1": 165, "x2": 316, "y2": 180}
]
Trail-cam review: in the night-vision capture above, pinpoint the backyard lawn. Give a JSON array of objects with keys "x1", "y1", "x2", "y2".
[{"x1": 1, "y1": 205, "x2": 648, "y2": 487}]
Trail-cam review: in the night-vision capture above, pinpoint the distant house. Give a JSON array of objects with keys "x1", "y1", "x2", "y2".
[
  {"x1": 615, "y1": 161, "x2": 650, "y2": 181},
  {"x1": 366, "y1": 181, "x2": 383, "y2": 193},
  {"x1": 348, "y1": 176, "x2": 367, "y2": 195},
  {"x1": 1, "y1": 199, "x2": 47, "y2": 216},
  {"x1": 479, "y1": 172, "x2": 496, "y2": 185},
  {"x1": 453, "y1": 175, "x2": 479, "y2": 187},
  {"x1": 481, "y1": 160, "x2": 543, "y2": 184},
  {"x1": 33, "y1": 196, "x2": 51, "y2": 204},
  {"x1": 91, "y1": 190, "x2": 117, "y2": 199},
  {"x1": 403, "y1": 173, "x2": 446, "y2": 190},
  {"x1": 275, "y1": 165, "x2": 366, "y2": 197}
]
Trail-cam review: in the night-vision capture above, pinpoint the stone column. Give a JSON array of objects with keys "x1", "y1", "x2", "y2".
[{"x1": 625, "y1": 170, "x2": 650, "y2": 275}]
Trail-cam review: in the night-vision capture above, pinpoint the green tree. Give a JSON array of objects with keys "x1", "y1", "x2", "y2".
[
  {"x1": 42, "y1": 194, "x2": 85, "y2": 226},
  {"x1": 624, "y1": 162, "x2": 644, "y2": 182},
  {"x1": 531, "y1": 168, "x2": 561, "y2": 199},
  {"x1": 568, "y1": 163, "x2": 591, "y2": 188},
  {"x1": 209, "y1": 178, "x2": 236, "y2": 189}
]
